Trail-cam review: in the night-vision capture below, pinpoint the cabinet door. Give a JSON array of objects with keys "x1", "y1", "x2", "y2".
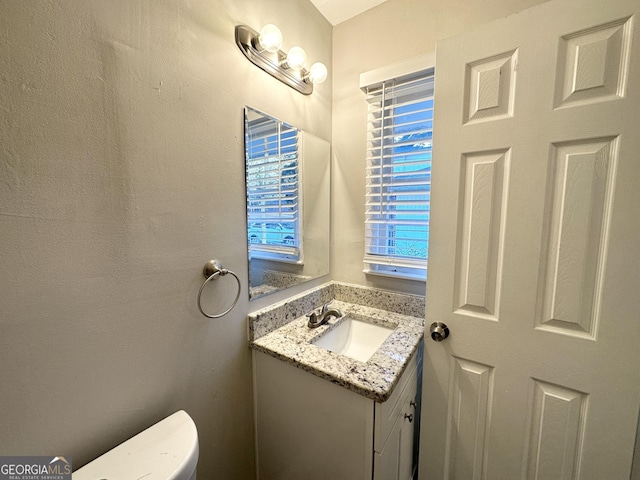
[
  {"x1": 374, "y1": 374, "x2": 418, "y2": 480},
  {"x1": 397, "y1": 406, "x2": 416, "y2": 480},
  {"x1": 374, "y1": 352, "x2": 420, "y2": 453}
]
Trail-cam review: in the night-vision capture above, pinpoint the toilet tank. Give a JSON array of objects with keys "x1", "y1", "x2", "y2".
[{"x1": 74, "y1": 410, "x2": 199, "y2": 480}]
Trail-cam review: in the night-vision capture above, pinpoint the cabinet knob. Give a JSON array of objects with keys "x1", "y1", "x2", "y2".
[
  {"x1": 404, "y1": 413, "x2": 413, "y2": 423},
  {"x1": 410, "y1": 400, "x2": 417, "y2": 409}
]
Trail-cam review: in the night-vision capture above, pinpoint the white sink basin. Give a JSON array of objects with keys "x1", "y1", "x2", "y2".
[{"x1": 312, "y1": 317, "x2": 394, "y2": 362}]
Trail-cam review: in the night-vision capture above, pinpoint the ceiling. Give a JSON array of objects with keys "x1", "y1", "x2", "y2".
[{"x1": 309, "y1": 0, "x2": 389, "y2": 25}]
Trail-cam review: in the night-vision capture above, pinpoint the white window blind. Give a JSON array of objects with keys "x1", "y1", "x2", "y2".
[
  {"x1": 245, "y1": 114, "x2": 300, "y2": 261},
  {"x1": 364, "y1": 69, "x2": 434, "y2": 280}
]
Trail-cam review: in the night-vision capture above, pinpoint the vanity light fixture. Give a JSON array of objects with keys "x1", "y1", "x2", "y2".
[{"x1": 235, "y1": 24, "x2": 328, "y2": 95}]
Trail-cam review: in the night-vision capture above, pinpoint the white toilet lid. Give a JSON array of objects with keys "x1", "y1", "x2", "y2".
[{"x1": 73, "y1": 410, "x2": 198, "y2": 480}]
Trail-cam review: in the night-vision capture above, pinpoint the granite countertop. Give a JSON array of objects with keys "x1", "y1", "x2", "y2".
[{"x1": 250, "y1": 300, "x2": 424, "y2": 402}]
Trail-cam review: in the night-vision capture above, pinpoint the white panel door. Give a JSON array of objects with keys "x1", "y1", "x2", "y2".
[{"x1": 420, "y1": 0, "x2": 640, "y2": 478}]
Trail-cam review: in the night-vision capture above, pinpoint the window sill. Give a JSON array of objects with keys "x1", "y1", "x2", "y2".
[
  {"x1": 250, "y1": 247, "x2": 302, "y2": 265},
  {"x1": 363, "y1": 268, "x2": 426, "y2": 282}
]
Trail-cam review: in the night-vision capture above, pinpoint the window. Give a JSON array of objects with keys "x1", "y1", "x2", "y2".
[
  {"x1": 363, "y1": 68, "x2": 434, "y2": 280},
  {"x1": 245, "y1": 111, "x2": 301, "y2": 263}
]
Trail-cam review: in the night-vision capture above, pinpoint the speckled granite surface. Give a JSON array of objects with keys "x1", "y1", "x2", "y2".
[
  {"x1": 249, "y1": 282, "x2": 425, "y2": 402},
  {"x1": 334, "y1": 281, "x2": 425, "y2": 318},
  {"x1": 263, "y1": 270, "x2": 312, "y2": 288},
  {"x1": 249, "y1": 283, "x2": 334, "y2": 341},
  {"x1": 249, "y1": 283, "x2": 279, "y2": 299},
  {"x1": 249, "y1": 271, "x2": 313, "y2": 300},
  {"x1": 248, "y1": 281, "x2": 425, "y2": 341}
]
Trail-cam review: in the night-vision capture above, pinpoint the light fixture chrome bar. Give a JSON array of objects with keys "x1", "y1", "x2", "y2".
[{"x1": 235, "y1": 25, "x2": 313, "y2": 95}]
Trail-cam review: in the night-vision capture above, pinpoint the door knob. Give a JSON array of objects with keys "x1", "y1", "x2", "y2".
[{"x1": 429, "y1": 322, "x2": 450, "y2": 342}]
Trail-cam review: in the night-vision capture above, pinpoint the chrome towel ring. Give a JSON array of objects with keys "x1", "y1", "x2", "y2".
[{"x1": 197, "y1": 259, "x2": 241, "y2": 318}]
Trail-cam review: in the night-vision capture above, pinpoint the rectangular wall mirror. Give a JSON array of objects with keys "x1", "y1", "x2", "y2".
[{"x1": 244, "y1": 107, "x2": 330, "y2": 300}]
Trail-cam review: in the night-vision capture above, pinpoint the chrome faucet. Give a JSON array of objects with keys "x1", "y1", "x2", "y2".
[{"x1": 307, "y1": 301, "x2": 343, "y2": 328}]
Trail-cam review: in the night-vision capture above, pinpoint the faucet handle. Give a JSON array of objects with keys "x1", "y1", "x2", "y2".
[
  {"x1": 320, "y1": 301, "x2": 332, "y2": 313},
  {"x1": 307, "y1": 311, "x2": 321, "y2": 328}
]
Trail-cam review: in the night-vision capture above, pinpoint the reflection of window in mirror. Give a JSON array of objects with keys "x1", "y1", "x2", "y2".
[{"x1": 245, "y1": 111, "x2": 302, "y2": 264}]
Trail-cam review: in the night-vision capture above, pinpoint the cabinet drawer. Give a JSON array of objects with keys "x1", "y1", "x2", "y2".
[{"x1": 374, "y1": 351, "x2": 420, "y2": 453}]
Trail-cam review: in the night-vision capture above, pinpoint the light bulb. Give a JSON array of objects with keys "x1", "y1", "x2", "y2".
[
  {"x1": 257, "y1": 24, "x2": 283, "y2": 53},
  {"x1": 307, "y1": 62, "x2": 328, "y2": 84},
  {"x1": 284, "y1": 46, "x2": 307, "y2": 70}
]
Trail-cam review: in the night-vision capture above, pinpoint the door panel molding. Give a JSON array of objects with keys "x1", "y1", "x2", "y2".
[
  {"x1": 554, "y1": 17, "x2": 633, "y2": 109},
  {"x1": 445, "y1": 357, "x2": 495, "y2": 480},
  {"x1": 454, "y1": 149, "x2": 509, "y2": 320},
  {"x1": 464, "y1": 50, "x2": 518, "y2": 124},
  {"x1": 536, "y1": 137, "x2": 618, "y2": 339},
  {"x1": 525, "y1": 379, "x2": 588, "y2": 480}
]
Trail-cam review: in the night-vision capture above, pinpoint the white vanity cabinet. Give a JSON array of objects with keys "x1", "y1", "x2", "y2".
[
  {"x1": 253, "y1": 343, "x2": 422, "y2": 480},
  {"x1": 373, "y1": 355, "x2": 420, "y2": 480}
]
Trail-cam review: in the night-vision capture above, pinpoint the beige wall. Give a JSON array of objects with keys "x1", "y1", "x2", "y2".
[
  {"x1": 331, "y1": 0, "x2": 548, "y2": 296},
  {"x1": 0, "y1": 0, "x2": 330, "y2": 478}
]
